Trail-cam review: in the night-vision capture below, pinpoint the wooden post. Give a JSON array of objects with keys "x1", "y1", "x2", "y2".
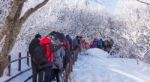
[
  {"x1": 8, "y1": 55, "x2": 11, "y2": 76},
  {"x1": 18, "y1": 52, "x2": 21, "y2": 71},
  {"x1": 27, "y1": 51, "x2": 30, "y2": 66}
]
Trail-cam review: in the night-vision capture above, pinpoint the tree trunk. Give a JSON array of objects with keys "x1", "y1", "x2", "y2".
[{"x1": 0, "y1": 0, "x2": 49, "y2": 77}]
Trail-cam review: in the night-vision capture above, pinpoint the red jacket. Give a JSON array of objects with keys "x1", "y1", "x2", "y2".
[
  {"x1": 83, "y1": 41, "x2": 90, "y2": 49},
  {"x1": 40, "y1": 37, "x2": 54, "y2": 62},
  {"x1": 85, "y1": 42, "x2": 90, "y2": 49}
]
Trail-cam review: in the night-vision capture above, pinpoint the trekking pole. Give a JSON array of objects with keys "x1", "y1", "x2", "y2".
[
  {"x1": 27, "y1": 51, "x2": 30, "y2": 66},
  {"x1": 18, "y1": 52, "x2": 21, "y2": 71}
]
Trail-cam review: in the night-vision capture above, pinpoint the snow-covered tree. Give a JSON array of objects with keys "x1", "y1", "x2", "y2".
[
  {"x1": 110, "y1": 0, "x2": 150, "y2": 59},
  {"x1": 1, "y1": 0, "x2": 150, "y2": 77}
]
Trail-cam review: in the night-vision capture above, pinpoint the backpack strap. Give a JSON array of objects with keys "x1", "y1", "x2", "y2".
[{"x1": 45, "y1": 44, "x2": 52, "y2": 62}]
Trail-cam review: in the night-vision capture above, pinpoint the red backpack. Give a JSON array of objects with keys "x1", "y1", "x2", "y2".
[{"x1": 40, "y1": 37, "x2": 54, "y2": 62}]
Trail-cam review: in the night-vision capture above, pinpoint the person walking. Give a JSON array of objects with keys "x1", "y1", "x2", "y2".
[{"x1": 29, "y1": 34, "x2": 43, "y2": 82}]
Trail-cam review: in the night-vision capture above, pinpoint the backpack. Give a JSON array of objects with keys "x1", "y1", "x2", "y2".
[
  {"x1": 53, "y1": 47, "x2": 65, "y2": 70},
  {"x1": 73, "y1": 38, "x2": 79, "y2": 50},
  {"x1": 57, "y1": 33, "x2": 65, "y2": 42},
  {"x1": 32, "y1": 45, "x2": 52, "y2": 70}
]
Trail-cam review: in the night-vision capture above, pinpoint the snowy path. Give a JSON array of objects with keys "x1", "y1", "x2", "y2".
[
  {"x1": 71, "y1": 48, "x2": 150, "y2": 82},
  {"x1": 0, "y1": 59, "x2": 32, "y2": 82},
  {"x1": 9, "y1": 70, "x2": 32, "y2": 82},
  {"x1": 1, "y1": 48, "x2": 150, "y2": 82}
]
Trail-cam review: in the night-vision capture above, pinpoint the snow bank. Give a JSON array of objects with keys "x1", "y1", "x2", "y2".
[
  {"x1": 86, "y1": 48, "x2": 109, "y2": 57},
  {"x1": 71, "y1": 48, "x2": 150, "y2": 82}
]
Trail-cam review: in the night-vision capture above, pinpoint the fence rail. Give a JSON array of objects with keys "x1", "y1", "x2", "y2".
[
  {"x1": 24, "y1": 48, "x2": 80, "y2": 82},
  {"x1": 5, "y1": 52, "x2": 31, "y2": 82},
  {"x1": 5, "y1": 48, "x2": 81, "y2": 82}
]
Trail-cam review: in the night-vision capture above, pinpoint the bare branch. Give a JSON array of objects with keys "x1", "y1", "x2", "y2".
[
  {"x1": 19, "y1": 0, "x2": 49, "y2": 24},
  {"x1": 137, "y1": 0, "x2": 150, "y2": 5}
]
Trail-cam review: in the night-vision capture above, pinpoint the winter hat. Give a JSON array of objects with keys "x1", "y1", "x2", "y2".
[
  {"x1": 50, "y1": 31, "x2": 56, "y2": 35},
  {"x1": 35, "y1": 34, "x2": 41, "y2": 39}
]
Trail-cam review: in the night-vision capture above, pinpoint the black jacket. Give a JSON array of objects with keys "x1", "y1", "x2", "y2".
[{"x1": 29, "y1": 38, "x2": 40, "y2": 58}]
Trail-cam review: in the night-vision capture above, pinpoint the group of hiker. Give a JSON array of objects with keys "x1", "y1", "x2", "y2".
[
  {"x1": 28, "y1": 31, "x2": 84, "y2": 82},
  {"x1": 28, "y1": 31, "x2": 114, "y2": 82},
  {"x1": 90, "y1": 37, "x2": 114, "y2": 52}
]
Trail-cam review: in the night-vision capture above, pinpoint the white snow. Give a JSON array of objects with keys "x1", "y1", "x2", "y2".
[
  {"x1": 1, "y1": 48, "x2": 150, "y2": 82},
  {"x1": 0, "y1": 40, "x2": 31, "y2": 82},
  {"x1": 71, "y1": 48, "x2": 150, "y2": 82},
  {"x1": 1, "y1": 0, "x2": 150, "y2": 81}
]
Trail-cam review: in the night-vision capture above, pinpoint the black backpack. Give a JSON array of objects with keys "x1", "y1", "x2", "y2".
[{"x1": 32, "y1": 45, "x2": 52, "y2": 71}]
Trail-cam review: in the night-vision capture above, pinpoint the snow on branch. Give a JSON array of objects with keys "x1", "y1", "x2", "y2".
[
  {"x1": 137, "y1": 0, "x2": 150, "y2": 5},
  {"x1": 20, "y1": 0, "x2": 49, "y2": 24}
]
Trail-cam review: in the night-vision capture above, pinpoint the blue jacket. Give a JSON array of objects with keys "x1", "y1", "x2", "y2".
[
  {"x1": 98, "y1": 39, "x2": 104, "y2": 46},
  {"x1": 66, "y1": 35, "x2": 72, "y2": 48}
]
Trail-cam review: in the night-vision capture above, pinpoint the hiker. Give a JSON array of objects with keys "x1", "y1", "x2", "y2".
[
  {"x1": 98, "y1": 38, "x2": 104, "y2": 49},
  {"x1": 37, "y1": 37, "x2": 53, "y2": 82},
  {"x1": 82, "y1": 40, "x2": 86, "y2": 49},
  {"x1": 109, "y1": 38, "x2": 114, "y2": 49},
  {"x1": 61, "y1": 34, "x2": 73, "y2": 68},
  {"x1": 91, "y1": 38, "x2": 98, "y2": 48},
  {"x1": 66, "y1": 35, "x2": 73, "y2": 51},
  {"x1": 64, "y1": 36, "x2": 72, "y2": 79},
  {"x1": 104, "y1": 39, "x2": 110, "y2": 52},
  {"x1": 72, "y1": 36, "x2": 79, "y2": 50},
  {"x1": 84, "y1": 41, "x2": 90, "y2": 49},
  {"x1": 78, "y1": 36, "x2": 83, "y2": 51},
  {"x1": 62, "y1": 34, "x2": 71, "y2": 70},
  {"x1": 39, "y1": 36, "x2": 64, "y2": 82},
  {"x1": 72, "y1": 36, "x2": 82, "y2": 62},
  {"x1": 82, "y1": 40, "x2": 90, "y2": 50},
  {"x1": 48, "y1": 31, "x2": 66, "y2": 82},
  {"x1": 29, "y1": 34, "x2": 43, "y2": 82},
  {"x1": 55, "y1": 32, "x2": 67, "y2": 69}
]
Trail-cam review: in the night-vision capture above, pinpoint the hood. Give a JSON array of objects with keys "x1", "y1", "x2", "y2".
[{"x1": 40, "y1": 37, "x2": 52, "y2": 46}]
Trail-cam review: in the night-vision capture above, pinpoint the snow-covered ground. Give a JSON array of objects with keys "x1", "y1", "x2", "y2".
[
  {"x1": 0, "y1": 60, "x2": 31, "y2": 82},
  {"x1": 1, "y1": 48, "x2": 150, "y2": 82},
  {"x1": 71, "y1": 48, "x2": 150, "y2": 82}
]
